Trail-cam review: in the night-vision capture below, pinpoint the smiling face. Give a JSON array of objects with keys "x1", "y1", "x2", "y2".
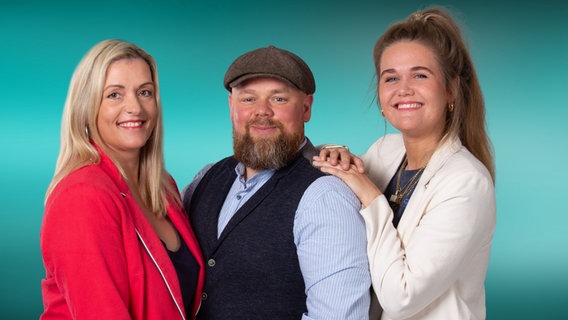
[
  {"x1": 229, "y1": 77, "x2": 313, "y2": 170},
  {"x1": 378, "y1": 40, "x2": 452, "y2": 142},
  {"x1": 97, "y1": 58, "x2": 157, "y2": 164}
]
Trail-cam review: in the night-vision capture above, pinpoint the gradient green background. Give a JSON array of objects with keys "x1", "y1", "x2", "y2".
[{"x1": 1, "y1": 0, "x2": 566, "y2": 318}]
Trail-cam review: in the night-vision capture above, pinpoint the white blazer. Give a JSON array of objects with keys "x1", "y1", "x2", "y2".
[{"x1": 361, "y1": 134, "x2": 495, "y2": 320}]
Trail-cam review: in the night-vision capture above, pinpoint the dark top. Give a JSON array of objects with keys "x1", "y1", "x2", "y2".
[
  {"x1": 384, "y1": 163, "x2": 424, "y2": 228},
  {"x1": 163, "y1": 231, "x2": 200, "y2": 318}
]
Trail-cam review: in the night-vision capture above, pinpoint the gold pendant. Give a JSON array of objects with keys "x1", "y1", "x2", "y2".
[{"x1": 390, "y1": 194, "x2": 402, "y2": 204}]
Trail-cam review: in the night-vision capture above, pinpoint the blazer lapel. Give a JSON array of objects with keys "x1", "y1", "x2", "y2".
[
  {"x1": 396, "y1": 137, "x2": 462, "y2": 241},
  {"x1": 128, "y1": 194, "x2": 185, "y2": 318}
]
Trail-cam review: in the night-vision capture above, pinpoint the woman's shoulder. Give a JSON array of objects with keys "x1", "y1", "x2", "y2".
[
  {"x1": 431, "y1": 141, "x2": 494, "y2": 190},
  {"x1": 447, "y1": 143, "x2": 492, "y2": 179},
  {"x1": 43, "y1": 164, "x2": 127, "y2": 232},
  {"x1": 61, "y1": 164, "x2": 114, "y2": 186},
  {"x1": 372, "y1": 133, "x2": 403, "y2": 149},
  {"x1": 47, "y1": 164, "x2": 119, "y2": 204},
  {"x1": 362, "y1": 133, "x2": 405, "y2": 163}
]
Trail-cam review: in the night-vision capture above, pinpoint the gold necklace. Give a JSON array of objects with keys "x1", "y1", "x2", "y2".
[{"x1": 389, "y1": 156, "x2": 425, "y2": 208}]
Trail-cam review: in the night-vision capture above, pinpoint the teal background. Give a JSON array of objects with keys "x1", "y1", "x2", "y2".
[{"x1": 1, "y1": 0, "x2": 567, "y2": 318}]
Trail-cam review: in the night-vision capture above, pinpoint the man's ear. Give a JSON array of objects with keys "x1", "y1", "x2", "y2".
[
  {"x1": 303, "y1": 94, "x2": 313, "y2": 122},
  {"x1": 228, "y1": 93, "x2": 234, "y2": 121}
]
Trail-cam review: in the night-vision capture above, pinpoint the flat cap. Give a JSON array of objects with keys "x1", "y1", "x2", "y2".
[{"x1": 224, "y1": 45, "x2": 315, "y2": 94}]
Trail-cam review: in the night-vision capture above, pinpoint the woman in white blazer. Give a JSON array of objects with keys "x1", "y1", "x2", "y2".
[{"x1": 314, "y1": 7, "x2": 496, "y2": 320}]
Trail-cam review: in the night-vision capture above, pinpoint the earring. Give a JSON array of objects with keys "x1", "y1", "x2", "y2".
[
  {"x1": 85, "y1": 126, "x2": 90, "y2": 137},
  {"x1": 448, "y1": 103, "x2": 455, "y2": 112},
  {"x1": 380, "y1": 109, "x2": 385, "y2": 117}
]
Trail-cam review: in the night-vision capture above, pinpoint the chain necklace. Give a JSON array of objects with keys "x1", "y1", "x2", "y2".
[{"x1": 389, "y1": 156, "x2": 426, "y2": 210}]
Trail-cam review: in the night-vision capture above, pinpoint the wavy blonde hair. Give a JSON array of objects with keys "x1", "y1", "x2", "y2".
[
  {"x1": 373, "y1": 7, "x2": 495, "y2": 182},
  {"x1": 46, "y1": 39, "x2": 179, "y2": 216}
]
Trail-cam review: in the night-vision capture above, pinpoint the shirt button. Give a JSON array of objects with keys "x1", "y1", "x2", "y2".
[
  {"x1": 236, "y1": 195, "x2": 242, "y2": 200},
  {"x1": 201, "y1": 292, "x2": 208, "y2": 300},
  {"x1": 208, "y1": 259, "x2": 216, "y2": 267}
]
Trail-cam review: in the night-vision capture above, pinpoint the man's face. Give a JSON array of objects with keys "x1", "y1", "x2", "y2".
[{"x1": 229, "y1": 77, "x2": 313, "y2": 170}]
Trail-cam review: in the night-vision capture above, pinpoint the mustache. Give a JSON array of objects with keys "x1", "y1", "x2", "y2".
[{"x1": 246, "y1": 118, "x2": 283, "y2": 130}]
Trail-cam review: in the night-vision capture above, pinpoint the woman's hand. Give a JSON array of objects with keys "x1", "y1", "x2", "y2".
[
  {"x1": 314, "y1": 146, "x2": 365, "y2": 173},
  {"x1": 313, "y1": 156, "x2": 382, "y2": 208}
]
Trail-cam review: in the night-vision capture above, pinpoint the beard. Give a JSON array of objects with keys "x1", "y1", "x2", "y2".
[{"x1": 233, "y1": 119, "x2": 304, "y2": 171}]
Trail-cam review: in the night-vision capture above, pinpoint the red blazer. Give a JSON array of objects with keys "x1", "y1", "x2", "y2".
[{"x1": 40, "y1": 146, "x2": 205, "y2": 319}]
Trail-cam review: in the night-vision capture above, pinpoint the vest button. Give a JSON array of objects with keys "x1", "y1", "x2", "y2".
[
  {"x1": 201, "y1": 292, "x2": 208, "y2": 300},
  {"x1": 208, "y1": 258, "x2": 216, "y2": 267}
]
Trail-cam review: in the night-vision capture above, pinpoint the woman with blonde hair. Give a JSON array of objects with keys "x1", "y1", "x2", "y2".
[
  {"x1": 314, "y1": 7, "x2": 496, "y2": 319},
  {"x1": 40, "y1": 39, "x2": 204, "y2": 319}
]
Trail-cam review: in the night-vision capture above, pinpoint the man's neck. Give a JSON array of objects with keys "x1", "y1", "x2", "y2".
[{"x1": 244, "y1": 167, "x2": 261, "y2": 182}]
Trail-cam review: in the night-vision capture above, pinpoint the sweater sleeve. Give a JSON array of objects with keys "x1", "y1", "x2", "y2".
[{"x1": 40, "y1": 181, "x2": 132, "y2": 320}]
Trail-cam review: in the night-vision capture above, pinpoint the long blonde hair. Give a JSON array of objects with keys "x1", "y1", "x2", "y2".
[
  {"x1": 46, "y1": 39, "x2": 179, "y2": 216},
  {"x1": 373, "y1": 7, "x2": 495, "y2": 181}
]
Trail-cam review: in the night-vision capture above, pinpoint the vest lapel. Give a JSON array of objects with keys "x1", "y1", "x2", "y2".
[{"x1": 196, "y1": 159, "x2": 237, "y2": 255}]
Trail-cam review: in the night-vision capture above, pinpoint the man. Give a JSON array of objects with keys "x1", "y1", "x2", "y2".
[{"x1": 183, "y1": 45, "x2": 370, "y2": 319}]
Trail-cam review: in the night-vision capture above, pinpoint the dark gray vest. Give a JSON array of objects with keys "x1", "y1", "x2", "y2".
[{"x1": 186, "y1": 153, "x2": 324, "y2": 319}]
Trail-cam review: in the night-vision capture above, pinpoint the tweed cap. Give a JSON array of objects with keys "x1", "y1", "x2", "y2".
[{"x1": 224, "y1": 45, "x2": 315, "y2": 94}]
